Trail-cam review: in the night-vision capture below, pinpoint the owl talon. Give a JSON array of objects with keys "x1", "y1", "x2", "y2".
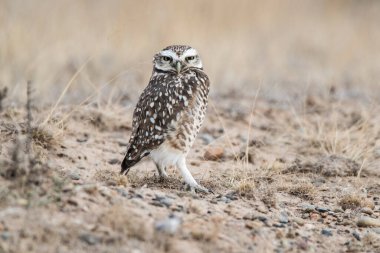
[{"x1": 183, "y1": 183, "x2": 210, "y2": 194}]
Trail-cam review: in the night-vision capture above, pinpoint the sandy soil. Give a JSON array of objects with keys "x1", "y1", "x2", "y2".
[{"x1": 0, "y1": 90, "x2": 379, "y2": 253}]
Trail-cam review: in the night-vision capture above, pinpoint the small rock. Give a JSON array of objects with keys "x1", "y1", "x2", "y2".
[
  {"x1": 1, "y1": 232, "x2": 11, "y2": 241},
  {"x1": 82, "y1": 184, "x2": 98, "y2": 195},
  {"x1": 76, "y1": 134, "x2": 89, "y2": 143},
  {"x1": 152, "y1": 195, "x2": 173, "y2": 208},
  {"x1": 361, "y1": 207, "x2": 373, "y2": 215},
  {"x1": 357, "y1": 217, "x2": 380, "y2": 227},
  {"x1": 333, "y1": 207, "x2": 344, "y2": 213},
  {"x1": 352, "y1": 231, "x2": 361, "y2": 241},
  {"x1": 79, "y1": 233, "x2": 99, "y2": 245},
  {"x1": 225, "y1": 192, "x2": 239, "y2": 201},
  {"x1": 115, "y1": 188, "x2": 128, "y2": 197},
  {"x1": 62, "y1": 184, "x2": 74, "y2": 192},
  {"x1": 69, "y1": 172, "x2": 81, "y2": 180},
  {"x1": 257, "y1": 206, "x2": 268, "y2": 214},
  {"x1": 17, "y1": 198, "x2": 28, "y2": 206},
  {"x1": 220, "y1": 196, "x2": 229, "y2": 203},
  {"x1": 340, "y1": 220, "x2": 352, "y2": 226},
  {"x1": 273, "y1": 223, "x2": 286, "y2": 228},
  {"x1": 243, "y1": 213, "x2": 255, "y2": 220},
  {"x1": 321, "y1": 229, "x2": 333, "y2": 237},
  {"x1": 155, "y1": 214, "x2": 182, "y2": 235},
  {"x1": 204, "y1": 146, "x2": 224, "y2": 161},
  {"x1": 279, "y1": 211, "x2": 289, "y2": 224},
  {"x1": 294, "y1": 217, "x2": 305, "y2": 226},
  {"x1": 67, "y1": 198, "x2": 79, "y2": 206},
  {"x1": 245, "y1": 221, "x2": 261, "y2": 229},
  {"x1": 302, "y1": 204, "x2": 316, "y2": 213},
  {"x1": 316, "y1": 207, "x2": 330, "y2": 213},
  {"x1": 309, "y1": 212, "x2": 320, "y2": 221},
  {"x1": 256, "y1": 216, "x2": 271, "y2": 226},
  {"x1": 108, "y1": 159, "x2": 120, "y2": 165},
  {"x1": 199, "y1": 133, "x2": 214, "y2": 144}
]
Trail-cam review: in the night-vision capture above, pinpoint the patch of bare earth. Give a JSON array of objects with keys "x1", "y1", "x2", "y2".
[{"x1": 1, "y1": 93, "x2": 380, "y2": 253}]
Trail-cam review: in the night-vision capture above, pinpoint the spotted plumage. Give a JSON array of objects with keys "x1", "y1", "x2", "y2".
[{"x1": 121, "y1": 45, "x2": 210, "y2": 193}]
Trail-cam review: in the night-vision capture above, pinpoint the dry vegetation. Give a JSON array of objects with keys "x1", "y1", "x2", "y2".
[{"x1": 1, "y1": 1, "x2": 380, "y2": 253}]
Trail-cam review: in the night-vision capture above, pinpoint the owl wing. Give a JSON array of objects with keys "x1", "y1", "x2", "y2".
[{"x1": 121, "y1": 74, "x2": 193, "y2": 174}]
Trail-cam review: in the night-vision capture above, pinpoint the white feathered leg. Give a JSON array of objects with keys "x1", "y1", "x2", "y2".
[
  {"x1": 155, "y1": 162, "x2": 168, "y2": 180},
  {"x1": 176, "y1": 156, "x2": 209, "y2": 193}
]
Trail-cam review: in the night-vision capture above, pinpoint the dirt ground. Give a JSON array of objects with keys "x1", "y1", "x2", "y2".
[
  {"x1": 0, "y1": 89, "x2": 379, "y2": 253},
  {"x1": 1, "y1": 1, "x2": 380, "y2": 252}
]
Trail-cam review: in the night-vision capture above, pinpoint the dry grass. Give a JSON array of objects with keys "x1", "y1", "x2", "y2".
[
  {"x1": 94, "y1": 169, "x2": 128, "y2": 187},
  {"x1": 288, "y1": 182, "x2": 317, "y2": 201},
  {"x1": 338, "y1": 194, "x2": 375, "y2": 210}
]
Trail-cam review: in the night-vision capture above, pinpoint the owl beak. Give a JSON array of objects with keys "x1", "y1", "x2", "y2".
[{"x1": 176, "y1": 61, "x2": 182, "y2": 74}]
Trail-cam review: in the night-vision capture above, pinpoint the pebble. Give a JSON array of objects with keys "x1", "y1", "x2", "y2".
[
  {"x1": 199, "y1": 133, "x2": 214, "y2": 144},
  {"x1": 243, "y1": 213, "x2": 255, "y2": 220},
  {"x1": 321, "y1": 229, "x2": 333, "y2": 237},
  {"x1": 67, "y1": 198, "x2": 79, "y2": 206},
  {"x1": 69, "y1": 172, "x2": 81, "y2": 180},
  {"x1": 357, "y1": 217, "x2": 380, "y2": 227},
  {"x1": 245, "y1": 221, "x2": 261, "y2": 229},
  {"x1": 82, "y1": 184, "x2": 98, "y2": 194},
  {"x1": 340, "y1": 220, "x2": 352, "y2": 226},
  {"x1": 352, "y1": 231, "x2": 361, "y2": 241},
  {"x1": 79, "y1": 233, "x2": 99, "y2": 245},
  {"x1": 1, "y1": 232, "x2": 11, "y2": 241},
  {"x1": 333, "y1": 208, "x2": 344, "y2": 213},
  {"x1": 220, "y1": 196, "x2": 229, "y2": 203},
  {"x1": 108, "y1": 159, "x2": 120, "y2": 165},
  {"x1": 361, "y1": 207, "x2": 373, "y2": 215},
  {"x1": 294, "y1": 217, "x2": 305, "y2": 226},
  {"x1": 17, "y1": 198, "x2": 28, "y2": 206},
  {"x1": 152, "y1": 195, "x2": 173, "y2": 208},
  {"x1": 279, "y1": 211, "x2": 289, "y2": 224},
  {"x1": 316, "y1": 207, "x2": 330, "y2": 213},
  {"x1": 273, "y1": 223, "x2": 286, "y2": 228},
  {"x1": 155, "y1": 214, "x2": 182, "y2": 235},
  {"x1": 302, "y1": 204, "x2": 316, "y2": 213},
  {"x1": 257, "y1": 206, "x2": 268, "y2": 214},
  {"x1": 204, "y1": 146, "x2": 224, "y2": 161},
  {"x1": 115, "y1": 188, "x2": 128, "y2": 197},
  {"x1": 309, "y1": 212, "x2": 320, "y2": 221}
]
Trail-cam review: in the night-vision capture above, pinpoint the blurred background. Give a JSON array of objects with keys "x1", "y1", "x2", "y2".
[{"x1": 1, "y1": 0, "x2": 380, "y2": 105}]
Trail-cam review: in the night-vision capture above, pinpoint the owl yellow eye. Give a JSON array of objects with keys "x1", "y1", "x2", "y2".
[
  {"x1": 162, "y1": 56, "x2": 172, "y2": 62},
  {"x1": 186, "y1": 56, "x2": 196, "y2": 61}
]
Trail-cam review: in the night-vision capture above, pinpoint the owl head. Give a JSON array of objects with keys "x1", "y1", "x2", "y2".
[{"x1": 153, "y1": 45, "x2": 203, "y2": 74}]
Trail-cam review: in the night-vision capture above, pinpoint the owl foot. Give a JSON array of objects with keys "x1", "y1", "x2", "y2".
[
  {"x1": 157, "y1": 173, "x2": 169, "y2": 182},
  {"x1": 183, "y1": 183, "x2": 211, "y2": 194}
]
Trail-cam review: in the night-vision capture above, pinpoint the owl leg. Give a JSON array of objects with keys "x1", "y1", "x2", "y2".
[
  {"x1": 176, "y1": 156, "x2": 209, "y2": 193},
  {"x1": 155, "y1": 162, "x2": 168, "y2": 180}
]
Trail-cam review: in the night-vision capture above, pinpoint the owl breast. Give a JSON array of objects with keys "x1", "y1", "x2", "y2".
[
  {"x1": 168, "y1": 70, "x2": 209, "y2": 154},
  {"x1": 149, "y1": 69, "x2": 209, "y2": 166}
]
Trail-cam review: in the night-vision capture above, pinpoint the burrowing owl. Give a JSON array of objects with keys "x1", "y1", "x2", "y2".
[{"x1": 121, "y1": 45, "x2": 210, "y2": 193}]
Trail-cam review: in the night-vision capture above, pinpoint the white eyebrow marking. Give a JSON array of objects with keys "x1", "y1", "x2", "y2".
[
  {"x1": 160, "y1": 50, "x2": 179, "y2": 61},
  {"x1": 180, "y1": 48, "x2": 203, "y2": 68},
  {"x1": 181, "y1": 48, "x2": 198, "y2": 58}
]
